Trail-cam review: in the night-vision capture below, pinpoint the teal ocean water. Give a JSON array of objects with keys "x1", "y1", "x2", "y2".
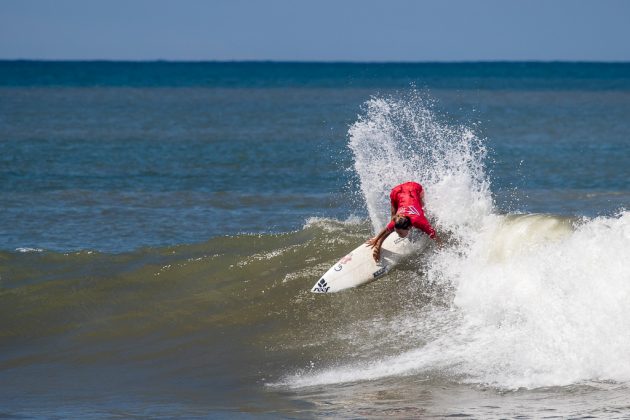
[{"x1": 1, "y1": 62, "x2": 629, "y2": 418}]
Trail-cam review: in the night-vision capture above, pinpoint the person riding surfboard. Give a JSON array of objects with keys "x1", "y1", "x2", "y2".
[{"x1": 367, "y1": 181, "x2": 440, "y2": 261}]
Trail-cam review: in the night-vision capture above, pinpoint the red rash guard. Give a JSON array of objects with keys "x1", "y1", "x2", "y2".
[{"x1": 386, "y1": 182, "x2": 437, "y2": 239}]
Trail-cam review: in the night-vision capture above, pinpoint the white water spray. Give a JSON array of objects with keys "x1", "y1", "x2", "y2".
[
  {"x1": 348, "y1": 91, "x2": 492, "y2": 237},
  {"x1": 288, "y1": 92, "x2": 630, "y2": 390}
]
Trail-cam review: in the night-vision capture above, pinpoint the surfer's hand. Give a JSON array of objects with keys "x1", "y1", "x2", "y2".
[
  {"x1": 372, "y1": 246, "x2": 381, "y2": 262},
  {"x1": 366, "y1": 237, "x2": 378, "y2": 248}
]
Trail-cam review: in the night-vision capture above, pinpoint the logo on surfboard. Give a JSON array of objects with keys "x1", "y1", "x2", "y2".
[
  {"x1": 333, "y1": 253, "x2": 353, "y2": 272},
  {"x1": 372, "y1": 266, "x2": 388, "y2": 278},
  {"x1": 312, "y1": 278, "x2": 330, "y2": 293}
]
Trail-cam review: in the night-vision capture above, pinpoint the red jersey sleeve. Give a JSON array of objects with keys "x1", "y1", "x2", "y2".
[{"x1": 410, "y1": 215, "x2": 437, "y2": 239}]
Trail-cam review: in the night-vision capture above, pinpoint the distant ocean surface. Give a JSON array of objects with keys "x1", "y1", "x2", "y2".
[{"x1": 1, "y1": 61, "x2": 629, "y2": 418}]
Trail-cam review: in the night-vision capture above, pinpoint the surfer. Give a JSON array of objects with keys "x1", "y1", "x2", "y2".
[{"x1": 367, "y1": 181, "x2": 440, "y2": 261}]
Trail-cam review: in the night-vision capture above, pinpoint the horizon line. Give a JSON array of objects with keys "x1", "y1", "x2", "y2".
[{"x1": 1, "y1": 59, "x2": 630, "y2": 65}]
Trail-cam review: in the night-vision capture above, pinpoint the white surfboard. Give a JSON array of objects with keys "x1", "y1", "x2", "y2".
[{"x1": 311, "y1": 231, "x2": 428, "y2": 293}]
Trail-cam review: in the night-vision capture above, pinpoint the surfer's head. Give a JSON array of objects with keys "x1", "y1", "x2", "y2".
[{"x1": 393, "y1": 214, "x2": 411, "y2": 237}]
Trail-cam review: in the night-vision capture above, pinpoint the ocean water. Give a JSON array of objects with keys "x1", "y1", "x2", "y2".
[{"x1": 1, "y1": 61, "x2": 629, "y2": 418}]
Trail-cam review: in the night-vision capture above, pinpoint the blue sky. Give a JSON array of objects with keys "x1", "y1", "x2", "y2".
[{"x1": 1, "y1": 0, "x2": 629, "y2": 61}]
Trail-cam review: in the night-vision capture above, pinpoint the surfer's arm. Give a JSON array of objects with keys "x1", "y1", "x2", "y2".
[
  {"x1": 410, "y1": 216, "x2": 437, "y2": 240},
  {"x1": 420, "y1": 223, "x2": 443, "y2": 248},
  {"x1": 366, "y1": 226, "x2": 393, "y2": 261},
  {"x1": 367, "y1": 226, "x2": 389, "y2": 246}
]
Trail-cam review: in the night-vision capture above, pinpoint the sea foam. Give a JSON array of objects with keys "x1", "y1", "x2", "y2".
[{"x1": 287, "y1": 91, "x2": 630, "y2": 390}]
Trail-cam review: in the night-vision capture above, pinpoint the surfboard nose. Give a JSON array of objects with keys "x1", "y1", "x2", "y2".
[{"x1": 311, "y1": 278, "x2": 330, "y2": 293}]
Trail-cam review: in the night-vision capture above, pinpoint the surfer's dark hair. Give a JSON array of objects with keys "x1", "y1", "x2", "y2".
[{"x1": 393, "y1": 215, "x2": 411, "y2": 230}]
